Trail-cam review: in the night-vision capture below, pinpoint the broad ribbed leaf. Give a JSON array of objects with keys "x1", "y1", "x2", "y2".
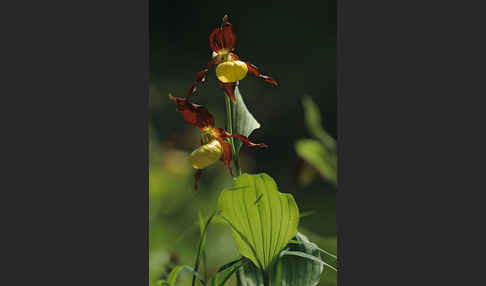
[
  {"x1": 231, "y1": 87, "x2": 261, "y2": 154},
  {"x1": 218, "y1": 173, "x2": 299, "y2": 271}
]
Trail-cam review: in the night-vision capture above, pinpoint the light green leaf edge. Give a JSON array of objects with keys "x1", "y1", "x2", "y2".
[{"x1": 218, "y1": 173, "x2": 300, "y2": 271}]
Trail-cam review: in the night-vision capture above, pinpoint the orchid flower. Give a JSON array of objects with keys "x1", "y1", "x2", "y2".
[
  {"x1": 186, "y1": 15, "x2": 278, "y2": 102},
  {"x1": 169, "y1": 95, "x2": 268, "y2": 191}
]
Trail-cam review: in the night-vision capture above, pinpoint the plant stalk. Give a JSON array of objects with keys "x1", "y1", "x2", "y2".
[{"x1": 224, "y1": 95, "x2": 241, "y2": 176}]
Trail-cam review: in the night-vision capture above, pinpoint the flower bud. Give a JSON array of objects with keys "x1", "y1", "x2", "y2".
[
  {"x1": 216, "y1": 60, "x2": 248, "y2": 83},
  {"x1": 190, "y1": 139, "x2": 223, "y2": 169}
]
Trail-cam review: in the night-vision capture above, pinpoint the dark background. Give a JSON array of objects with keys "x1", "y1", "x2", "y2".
[{"x1": 150, "y1": 1, "x2": 337, "y2": 285}]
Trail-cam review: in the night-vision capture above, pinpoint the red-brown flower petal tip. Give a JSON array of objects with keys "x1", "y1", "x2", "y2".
[
  {"x1": 246, "y1": 62, "x2": 278, "y2": 86},
  {"x1": 215, "y1": 128, "x2": 269, "y2": 149},
  {"x1": 186, "y1": 58, "x2": 217, "y2": 99},
  {"x1": 230, "y1": 133, "x2": 269, "y2": 148},
  {"x1": 209, "y1": 15, "x2": 236, "y2": 52},
  {"x1": 218, "y1": 138, "x2": 233, "y2": 176},
  {"x1": 194, "y1": 169, "x2": 203, "y2": 192},
  {"x1": 217, "y1": 80, "x2": 237, "y2": 103},
  {"x1": 169, "y1": 95, "x2": 215, "y2": 129}
]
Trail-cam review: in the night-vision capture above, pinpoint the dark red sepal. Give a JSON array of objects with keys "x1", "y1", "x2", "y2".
[
  {"x1": 215, "y1": 128, "x2": 269, "y2": 149},
  {"x1": 229, "y1": 133, "x2": 269, "y2": 148},
  {"x1": 218, "y1": 138, "x2": 233, "y2": 176},
  {"x1": 194, "y1": 169, "x2": 203, "y2": 192},
  {"x1": 186, "y1": 58, "x2": 217, "y2": 98},
  {"x1": 209, "y1": 15, "x2": 236, "y2": 52},
  {"x1": 246, "y1": 62, "x2": 278, "y2": 86},
  {"x1": 169, "y1": 95, "x2": 214, "y2": 129},
  {"x1": 217, "y1": 80, "x2": 238, "y2": 103}
]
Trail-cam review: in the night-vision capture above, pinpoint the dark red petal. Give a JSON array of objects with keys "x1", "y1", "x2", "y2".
[
  {"x1": 218, "y1": 138, "x2": 233, "y2": 176},
  {"x1": 217, "y1": 80, "x2": 237, "y2": 103},
  {"x1": 246, "y1": 62, "x2": 278, "y2": 86},
  {"x1": 169, "y1": 95, "x2": 215, "y2": 129},
  {"x1": 186, "y1": 58, "x2": 216, "y2": 98},
  {"x1": 194, "y1": 169, "x2": 203, "y2": 192},
  {"x1": 221, "y1": 15, "x2": 235, "y2": 51},
  {"x1": 209, "y1": 15, "x2": 236, "y2": 52},
  {"x1": 209, "y1": 28, "x2": 222, "y2": 52},
  {"x1": 215, "y1": 128, "x2": 268, "y2": 149},
  {"x1": 229, "y1": 133, "x2": 269, "y2": 148}
]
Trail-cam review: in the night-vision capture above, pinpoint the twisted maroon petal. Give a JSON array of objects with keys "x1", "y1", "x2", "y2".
[
  {"x1": 169, "y1": 95, "x2": 214, "y2": 129},
  {"x1": 246, "y1": 62, "x2": 278, "y2": 86},
  {"x1": 194, "y1": 169, "x2": 203, "y2": 192},
  {"x1": 218, "y1": 138, "x2": 233, "y2": 176},
  {"x1": 229, "y1": 134, "x2": 269, "y2": 148},
  {"x1": 215, "y1": 128, "x2": 268, "y2": 149},
  {"x1": 186, "y1": 57, "x2": 217, "y2": 98}
]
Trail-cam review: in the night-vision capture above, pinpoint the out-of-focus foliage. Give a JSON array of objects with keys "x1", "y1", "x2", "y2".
[
  {"x1": 296, "y1": 96, "x2": 337, "y2": 187},
  {"x1": 218, "y1": 173, "x2": 299, "y2": 271}
]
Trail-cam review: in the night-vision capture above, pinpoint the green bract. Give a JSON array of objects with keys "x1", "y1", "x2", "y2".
[{"x1": 231, "y1": 86, "x2": 261, "y2": 155}]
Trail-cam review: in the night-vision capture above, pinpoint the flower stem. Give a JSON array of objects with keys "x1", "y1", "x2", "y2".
[{"x1": 225, "y1": 95, "x2": 241, "y2": 176}]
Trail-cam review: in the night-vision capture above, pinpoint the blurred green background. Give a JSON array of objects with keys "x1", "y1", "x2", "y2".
[{"x1": 150, "y1": 1, "x2": 336, "y2": 285}]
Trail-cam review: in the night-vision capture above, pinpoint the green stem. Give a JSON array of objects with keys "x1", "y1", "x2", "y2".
[
  {"x1": 225, "y1": 95, "x2": 241, "y2": 176},
  {"x1": 263, "y1": 268, "x2": 270, "y2": 286}
]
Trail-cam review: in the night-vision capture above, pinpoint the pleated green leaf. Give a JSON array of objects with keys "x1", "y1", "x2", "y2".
[{"x1": 218, "y1": 173, "x2": 299, "y2": 271}]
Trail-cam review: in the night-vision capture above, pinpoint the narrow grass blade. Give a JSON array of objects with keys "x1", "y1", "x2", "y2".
[
  {"x1": 164, "y1": 265, "x2": 206, "y2": 286},
  {"x1": 192, "y1": 210, "x2": 219, "y2": 286}
]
